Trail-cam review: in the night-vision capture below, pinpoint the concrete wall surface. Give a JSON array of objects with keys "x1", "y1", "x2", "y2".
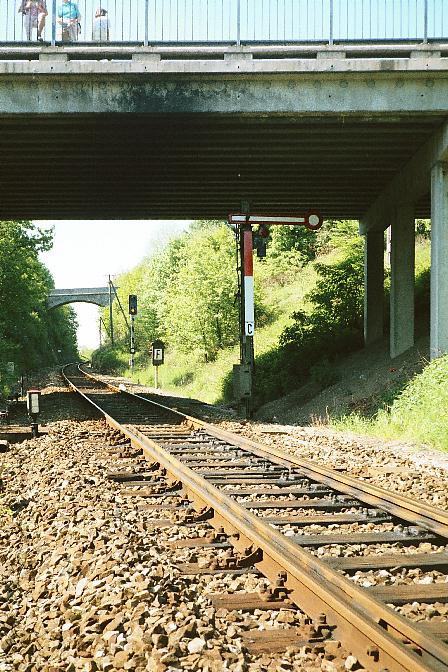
[{"x1": 0, "y1": 44, "x2": 448, "y2": 220}]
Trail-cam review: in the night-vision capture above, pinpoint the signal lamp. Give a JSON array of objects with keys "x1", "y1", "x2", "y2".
[
  {"x1": 129, "y1": 294, "x2": 138, "y2": 316},
  {"x1": 258, "y1": 224, "x2": 270, "y2": 239},
  {"x1": 253, "y1": 224, "x2": 270, "y2": 258}
]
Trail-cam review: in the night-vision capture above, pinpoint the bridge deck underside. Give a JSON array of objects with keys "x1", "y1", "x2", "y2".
[{"x1": 0, "y1": 113, "x2": 443, "y2": 220}]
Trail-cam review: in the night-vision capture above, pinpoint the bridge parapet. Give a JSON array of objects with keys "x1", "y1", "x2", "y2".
[
  {"x1": 1, "y1": 42, "x2": 447, "y2": 72},
  {"x1": 3, "y1": 0, "x2": 446, "y2": 47},
  {"x1": 48, "y1": 287, "x2": 112, "y2": 309}
]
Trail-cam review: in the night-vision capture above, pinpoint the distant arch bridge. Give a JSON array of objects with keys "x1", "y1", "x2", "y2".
[{"x1": 48, "y1": 287, "x2": 112, "y2": 310}]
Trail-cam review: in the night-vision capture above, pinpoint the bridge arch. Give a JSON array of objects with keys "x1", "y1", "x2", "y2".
[{"x1": 48, "y1": 288, "x2": 111, "y2": 310}]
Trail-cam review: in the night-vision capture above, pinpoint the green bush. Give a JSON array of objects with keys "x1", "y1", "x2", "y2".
[
  {"x1": 335, "y1": 355, "x2": 448, "y2": 451},
  {"x1": 222, "y1": 237, "x2": 366, "y2": 408},
  {"x1": 91, "y1": 345, "x2": 126, "y2": 374}
]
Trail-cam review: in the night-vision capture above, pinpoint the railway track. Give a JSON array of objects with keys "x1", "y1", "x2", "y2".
[{"x1": 62, "y1": 362, "x2": 448, "y2": 672}]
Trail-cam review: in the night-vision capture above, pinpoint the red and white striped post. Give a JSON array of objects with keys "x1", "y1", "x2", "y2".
[
  {"x1": 243, "y1": 226, "x2": 254, "y2": 338},
  {"x1": 229, "y1": 210, "x2": 323, "y2": 417},
  {"x1": 237, "y1": 221, "x2": 255, "y2": 417}
]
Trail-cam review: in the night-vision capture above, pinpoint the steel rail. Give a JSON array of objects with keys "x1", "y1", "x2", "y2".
[
  {"x1": 125, "y1": 387, "x2": 448, "y2": 539},
  {"x1": 62, "y1": 363, "x2": 448, "y2": 672}
]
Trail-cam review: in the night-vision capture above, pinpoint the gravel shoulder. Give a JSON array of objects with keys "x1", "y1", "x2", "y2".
[
  {"x1": 2, "y1": 367, "x2": 446, "y2": 672},
  {"x1": 0, "y1": 371, "x2": 357, "y2": 672}
]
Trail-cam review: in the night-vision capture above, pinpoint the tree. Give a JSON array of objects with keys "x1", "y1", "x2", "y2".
[
  {"x1": 162, "y1": 225, "x2": 239, "y2": 361},
  {"x1": 0, "y1": 220, "x2": 78, "y2": 394}
]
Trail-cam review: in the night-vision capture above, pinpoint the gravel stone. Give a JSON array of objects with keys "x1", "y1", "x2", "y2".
[{"x1": 10, "y1": 368, "x2": 445, "y2": 670}]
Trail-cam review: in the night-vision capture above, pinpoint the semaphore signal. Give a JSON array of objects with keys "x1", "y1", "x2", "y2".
[{"x1": 228, "y1": 212, "x2": 323, "y2": 231}]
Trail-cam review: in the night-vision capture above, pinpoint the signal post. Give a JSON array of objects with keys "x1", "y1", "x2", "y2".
[
  {"x1": 229, "y1": 211, "x2": 323, "y2": 418},
  {"x1": 128, "y1": 294, "x2": 137, "y2": 370},
  {"x1": 152, "y1": 340, "x2": 165, "y2": 389},
  {"x1": 237, "y1": 222, "x2": 255, "y2": 418}
]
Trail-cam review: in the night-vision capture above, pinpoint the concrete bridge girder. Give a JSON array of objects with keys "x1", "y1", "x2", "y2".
[
  {"x1": 0, "y1": 43, "x2": 447, "y2": 360},
  {"x1": 48, "y1": 288, "x2": 110, "y2": 310},
  {"x1": 3, "y1": 66, "x2": 448, "y2": 120},
  {"x1": 1, "y1": 44, "x2": 448, "y2": 220},
  {"x1": 361, "y1": 119, "x2": 448, "y2": 360}
]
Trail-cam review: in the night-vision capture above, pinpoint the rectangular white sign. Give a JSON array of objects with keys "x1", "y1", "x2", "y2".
[{"x1": 244, "y1": 276, "x2": 254, "y2": 336}]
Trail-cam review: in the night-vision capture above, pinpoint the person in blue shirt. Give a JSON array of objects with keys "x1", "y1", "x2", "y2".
[{"x1": 57, "y1": 0, "x2": 81, "y2": 42}]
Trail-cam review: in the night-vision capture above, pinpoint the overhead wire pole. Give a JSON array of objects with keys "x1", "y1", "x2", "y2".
[
  {"x1": 130, "y1": 316, "x2": 135, "y2": 370},
  {"x1": 108, "y1": 275, "x2": 114, "y2": 345},
  {"x1": 110, "y1": 281, "x2": 131, "y2": 334},
  {"x1": 128, "y1": 295, "x2": 138, "y2": 372},
  {"x1": 99, "y1": 316, "x2": 111, "y2": 345}
]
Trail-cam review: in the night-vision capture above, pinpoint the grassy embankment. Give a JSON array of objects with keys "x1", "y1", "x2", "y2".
[
  {"x1": 333, "y1": 353, "x2": 448, "y2": 451},
  {"x1": 332, "y1": 242, "x2": 448, "y2": 451},
  {"x1": 118, "y1": 258, "x2": 319, "y2": 403}
]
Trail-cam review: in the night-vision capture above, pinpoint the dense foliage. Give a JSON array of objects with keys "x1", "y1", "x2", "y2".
[
  {"x1": 0, "y1": 220, "x2": 78, "y2": 396},
  {"x1": 95, "y1": 221, "x2": 269, "y2": 370},
  {"x1": 223, "y1": 225, "x2": 366, "y2": 406},
  {"x1": 94, "y1": 219, "x2": 367, "y2": 409}
]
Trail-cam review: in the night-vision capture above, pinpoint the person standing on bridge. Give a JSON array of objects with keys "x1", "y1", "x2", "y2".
[
  {"x1": 18, "y1": 0, "x2": 48, "y2": 42},
  {"x1": 92, "y1": 7, "x2": 110, "y2": 42},
  {"x1": 57, "y1": 0, "x2": 81, "y2": 42}
]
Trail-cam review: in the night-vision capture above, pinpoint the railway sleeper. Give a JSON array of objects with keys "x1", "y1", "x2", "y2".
[
  {"x1": 327, "y1": 551, "x2": 448, "y2": 573},
  {"x1": 240, "y1": 625, "x2": 328, "y2": 653},
  {"x1": 179, "y1": 545, "x2": 264, "y2": 573},
  {"x1": 64, "y1": 364, "x2": 448, "y2": 672},
  {"x1": 239, "y1": 496, "x2": 359, "y2": 509},
  {"x1": 105, "y1": 468, "x2": 159, "y2": 482},
  {"x1": 183, "y1": 505, "x2": 214, "y2": 524}
]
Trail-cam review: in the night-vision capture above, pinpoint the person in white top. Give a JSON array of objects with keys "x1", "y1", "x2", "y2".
[
  {"x1": 18, "y1": 0, "x2": 48, "y2": 42},
  {"x1": 92, "y1": 7, "x2": 110, "y2": 41}
]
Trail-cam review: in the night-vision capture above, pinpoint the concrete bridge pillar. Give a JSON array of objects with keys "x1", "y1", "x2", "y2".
[
  {"x1": 430, "y1": 162, "x2": 448, "y2": 359},
  {"x1": 390, "y1": 205, "x2": 415, "y2": 359},
  {"x1": 363, "y1": 230, "x2": 385, "y2": 346}
]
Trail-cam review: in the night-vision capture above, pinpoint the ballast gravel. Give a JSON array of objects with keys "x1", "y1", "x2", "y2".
[
  {"x1": 0, "y1": 381, "x2": 355, "y2": 672},
  {"x1": 219, "y1": 422, "x2": 448, "y2": 510},
  {"x1": 3, "y1": 368, "x2": 447, "y2": 671}
]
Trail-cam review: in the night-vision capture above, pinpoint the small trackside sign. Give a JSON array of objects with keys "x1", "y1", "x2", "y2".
[{"x1": 152, "y1": 339, "x2": 165, "y2": 366}]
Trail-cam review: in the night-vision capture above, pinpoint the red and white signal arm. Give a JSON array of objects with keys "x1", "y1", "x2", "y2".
[
  {"x1": 152, "y1": 340, "x2": 165, "y2": 366},
  {"x1": 228, "y1": 212, "x2": 323, "y2": 231}
]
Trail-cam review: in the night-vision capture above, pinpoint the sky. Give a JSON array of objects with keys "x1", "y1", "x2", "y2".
[{"x1": 38, "y1": 220, "x2": 190, "y2": 350}]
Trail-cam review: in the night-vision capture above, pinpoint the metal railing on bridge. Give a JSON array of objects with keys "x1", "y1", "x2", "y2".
[{"x1": 1, "y1": 0, "x2": 446, "y2": 46}]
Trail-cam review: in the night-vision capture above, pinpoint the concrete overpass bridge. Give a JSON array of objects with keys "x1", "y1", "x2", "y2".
[
  {"x1": 48, "y1": 287, "x2": 111, "y2": 309},
  {"x1": 2, "y1": 0, "x2": 448, "y2": 362}
]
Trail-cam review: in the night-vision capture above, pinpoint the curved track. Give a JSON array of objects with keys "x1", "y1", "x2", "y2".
[{"x1": 63, "y1": 363, "x2": 448, "y2": 672}]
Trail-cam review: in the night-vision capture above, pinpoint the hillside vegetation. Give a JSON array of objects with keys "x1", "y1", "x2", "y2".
[
  {"x1": 0, "y1": 221, "x2": 78, "y2": 397},
  {"x1": 333, "y1": 353, "x2": 448, "y2": 451},
  {"x1": 91, "y1": 218, "x2": 446, "y2": 451},
  {"x1": 93, "y1": 219, "x2": 368, "y2": 404}
]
